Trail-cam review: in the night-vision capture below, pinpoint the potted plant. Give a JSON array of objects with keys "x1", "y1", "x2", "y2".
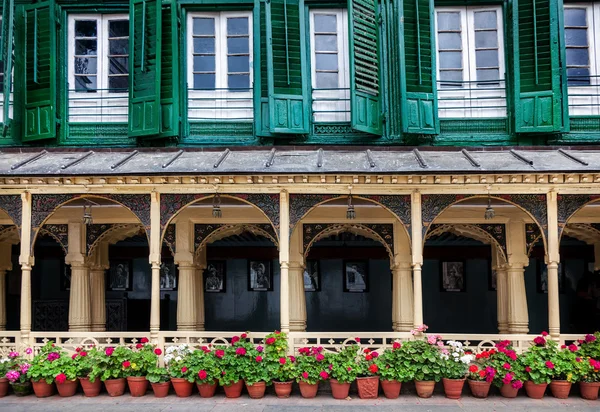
[
  {"x1": 189, "y1": 346, "x2": 220, "y2": 398},
  {"x1": 0, "y1": 355, "x2": 12, "y2": 397},
  {"x1": 327, "y1": 346, "x2": 359, "y2": 399},
  {"x1": 548, "y1": 341, "x2": 578, "y2": 399},
  {"x1": 264, "y1": 331, "x2": 296, "y2": 398},
  {"x1": 356, "y1": 347, "x2": 380, "y2": 399},
  {"x1": 467, "y1": 349, "x2": 496, "y2": 398},
  {"x1": 216, "y1": 335, "x2": 253, "y2": 398},
  {"x1": 376, "y1": 341, "x2": 409, "y2": 399},
  {"x1": 520, "y1": 333, "x2": 554, "y2": 399},
  {"x1": 52, "y1": 352, "x2": 79, "y2": 397},
  {"x1": 577, "y1": 357, "x2": 600, "y2": 400},
  {"x1": 488, "y1": 340, "x2": 524, "y2": 398},
  {"x1": 4, "y1": 349, "x2": 32, "y2": 396},
  {"x1": 147, "y1": 366, "x2": 170, "y2": 398},
  {"x1": 576, "y1": 333, "x2": 600, "y2": 358},
  {"x1": 244, "y1": 346, "x2": 270, "y2": 399},
  {"x1": 97, "y1": 346, "x2": 131, "y2": 396},
  {"x1": 440, "y1": 340, "x2": 474, "y2": 399},
  {"x1": 73, "y1": 347, "x2": 102, "y2": 397},
  {"x1": 165, "y1": 344, "x2": 195, "y2": 397},
  {"x1": 124, "y1": 338, "x2": 158, "y2": 397},
  {"x1": 399, "y1": 325, "x2": 443, "y2": 398},
  {"x1": 27, "y1": 341, "x2": 60, "y2": 397},
  {"x1": 295, "y1": 346, "x2": 329, "y2": 398}
]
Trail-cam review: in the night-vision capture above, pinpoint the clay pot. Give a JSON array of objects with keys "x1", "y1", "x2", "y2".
[
  {"x1": 330, "y1": 379, "x2": 351, "y2": 399},
  {"x1": 31, "y1": 379, "x2": 55, "y2": 398},
  {"x1": 298, "y1": 381, "x2": 319, "y2": 398},
  {"x1": 246, "y1": 381, "x2": 266, "y2": 399},
  {"x1": 79, "y1": 377, "x2": 102, "y2": 397},
  {"x1": 151, "y1": 381, "x2": 170, "y2": 398},
  {"x1": 550, "y1": 380, "x2": 572, "y2": 399},
  {"x1": 197, "y1": 381, "x2": 217, "y2": 398},
  {"x1": 500, "y1": 383, "x2": 519, "y2": 398},
  {"x1": 223, "y1": 380, "x2": 244, "y2": 398},
  {"x1": 104, "y1": 378, "x2": 126, "y2": 397},
  {"x1": 127, "y1": 376, "x2": 149, "y2": 397},
  {"x1": 10, "y1": 381, "x2": 32, "y2": 396},
  {"x1": 580, "y1": 381, "x2": 600, "y2": 400},
  {"x1": 0, "y1": 378, "x2": 8, "y2": 397},
  {"x1": 357, "y1": 376, "x2": 379, "y2": 399},
  {"x1": 56, "y1": 379, "x2": 78, "y2": 397},
  {"x1": 380, "y1": 379, "x2": 401, "y2": 399},
  {"x1": 467, "y1": 379, "x2": 491, "y2": 398},
  {"x1": 273, "y1": 381, "x2": 293, "y2": 398},
  {"x1": 171, "y1": 378, "x2": 193, "y2": 397},
  {"x1": 442, "y1": 377, "x2": 465, "y2": 399},
  {"x1": 414, "y1": 380, "x2": 435, "y2": 398},
  {"x1": 524, "y1": 381, "x2": 547, "y2": 399}
]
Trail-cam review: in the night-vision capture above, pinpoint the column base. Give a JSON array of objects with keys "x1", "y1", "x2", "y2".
[
  {"x1": 177, "y1": 324, "x2": 196, "y2": 331},
  {"x1": 498, "y1": 322, "x2": 509, "y2": 334},
  {"x1": 69, "y1": 325, "x2": 91, "y2": 332},
  {"x1": 289, "y1": 320, "x2": 306, "y2": 331},
  {"x1": 196, "y1": 323, "x2": 205, "y2": 331},
  {"x1": 91, "y1": 324, "x2": 106, "y2": 332},
  {"x1": 508, "y1": 323, "x2": 529, "y2": 334},
  {"x1": 393, "y1": 321, "x2": 413, "y2": 332}
]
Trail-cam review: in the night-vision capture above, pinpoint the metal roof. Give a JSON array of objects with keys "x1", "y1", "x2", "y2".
[{"x1": 0, "y1": 147, "x2": 599, "y2": 176}]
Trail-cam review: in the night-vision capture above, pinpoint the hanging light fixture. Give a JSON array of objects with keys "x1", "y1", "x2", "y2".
[
  {"x1": 212, "y1": 193, "x2": 222, "y2": 218},
  {"x1": 82, "y1": 203, "x2": 93, "y2": 226},
  {"x1": 346, "y1": 194, "x2": 356, "y2": 220},
  {"x1": 484, "y1": 192, "x2": 495, "y2": 220}
]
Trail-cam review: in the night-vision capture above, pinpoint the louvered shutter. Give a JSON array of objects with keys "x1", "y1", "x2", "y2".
[
  {"x1": 129, "y1": 0, "x2": 161, "y2": 138},
  {"x1": 511, "y1": 0, "x2": 565, "y2": 133},
  {"x1": 158, "y1": 0, "x2": 179, "y2": 138},
  {"x1": 348, "y1": 0, "x2": 382, "y2": 135},
  {"x1": 22, "y1": 0, "x2": 56, "y2": 141},
  {"x1": 266, "y1": 0, "x2": 309, "y2": 134},
  {"x1": 1, "y1": 0, "x2": 13, "y2": 131},
  {"x1": 255, "y1": 0, "x2": 272, "y2": 136},
  {"x1": 399, "y1": 0, "x2": 438, "y2": 134}
]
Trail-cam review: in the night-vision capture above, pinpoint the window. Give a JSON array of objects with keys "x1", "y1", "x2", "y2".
[
  {"x1": 187, "y1": 12, "x2": 253, "y2": 121},
  {"x1": 0, "y1": 16, "x2": 4, "y2": 124},
  {"x1": 67, "y1": 14, "x2": 129, "y2": 123},
  {"x1": 309, "y1": 9, "x2": 350, "y2": 123},
  {"x1": 435, "y1": 6, "x2": 506, "y2": 118}
]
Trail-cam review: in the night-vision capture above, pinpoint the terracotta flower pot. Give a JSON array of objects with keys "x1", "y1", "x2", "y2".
[
  {"x1": 10, "y1": 381, "x2": 32, "y2": 396},
  {"x1": 550, "y1": 380, "x2": 572, "y2": 399},
  {"x1": 500, "y1": 383, "x2": 519, "y2": 398},
  {"x1": 414, "y1": 380, "x2": 435, "y2": 398},
  {"x1": 246, "y1": 381, "x2": 266, "y2": 399},
  {"x1": 524, "y1": 381, "x2": 547, "y2": 399},
  {"x1": 223, "y1": 380, "x2": 244, "y2": 398},
  {"x1": 104, "y1": 378, "x2": 126, "y2": 397},
  {"x1": 56, "y1": 379, "x2": 78, "y2": 397},
  {"x1": 171, "y1": 378, "x2": 193, "y2": 397},
  {"x1": 31, "y1": 379, "x2": 55, "y2": 398},
  {"x1": 127, "y1": 376, "x2": 149, "y2": 397},
  {"x1": 357, "y1": 376, "x2": 379, "y2": 399},
  {"x1": 380, "y1": 379, "x2": 401, "y2": 399},
  {"x1": 298, "y1": 381, "x2": 319, "y2": 398},
  {"x1": 79, "y1": 377, "x2": 102, "y2": 397},
  {"x1": 580, "y1": 381, "x2": 600, "y2": 400},
  {"x1": 197, "y1": 381, "x2": 217, "y2": 398},
  {"x1": 273, "y1": 380, "x2": 293, "y2": 398},
  {"x1": 151, "y1": 381, "x2": 170, "y2": 398},
  {"x1": 442, "y1": 377, "x2": 465, "y2": 399},
  {"x1": 0, "y1": 378, "x2": 8, "y2": 397},
  {"x1": 467, "y1": 379, "x2": 491, "y2": 398},
  {"x1": 330, "y1": 379, "x2": 351, "y2": 399}
]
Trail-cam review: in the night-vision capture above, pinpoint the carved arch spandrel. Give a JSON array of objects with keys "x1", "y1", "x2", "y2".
[{"x1": 194, "y1": 224, "x2": 279, "y2": 257}]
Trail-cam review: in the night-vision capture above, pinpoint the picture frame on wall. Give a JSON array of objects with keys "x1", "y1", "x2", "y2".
[
  {"x1": 248, "y1": 260, "x2": 273, "y2": 291},
  {"x1": 537, "y1": 262, "x2": 565, "y2": 293},
  {"x1": 108, "y1": 260, "x2": 132, "y2": 291},
  {"x1": 344, "y1": 260, "x2": 369, "y2": 292},
  {"x1": 160, "y1": 259, "x2": 177, "y2": 291},
  {"x1": 304, "y1": 260, "x2": 320, "y2": 292},
  {"x1": 205, "y1": 260, "x2": 226, "y2": 293},
  {"x1": 60, "y1": 262, "x2": 72, "y2": 291},
  {"x1": 441, "y1": 261, "x2": 466, "y2": 292}
]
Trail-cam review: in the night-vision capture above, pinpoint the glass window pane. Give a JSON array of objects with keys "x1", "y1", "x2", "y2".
[
  {"x1": 228, "y1": 55, "x2": 249, "y2": 73},
  {"x1": 227, "y1": 37, "x2": 248, "y2": 54},
  {"x1": 316, "y1": 54, "x2": 338, "y2": 71},
  {"x1": 567, "y1": 67, "x2": 590, "y2": 85},
  {"x1": 108, "y1": 76, "x2": 128, "y2": 91},
  {"x1": 438, "y1": 32, "x2": 462, "y2": 50},
  {"x1": 194, "y1": 73, "x2": 215, "y2": 89},
  {"x1": 474, "y1": 11, "x2": 496, "y2": 29},
  {"x1": 475, "y1": 50, "x2": 499, "y2": 68},
  {"x1": 566, "y1": 48, "x2": 589, "y2": 66},
  {"x1": 439, "y1": 70, "x2": 463, "y2": 86},
  {"x1": 438, "y1": 51, "x2": 462, "y2": 69},
  {"x1": 314, "y1": 14, "x2": 337, "y2": 32},
  {"x1": 476, "y1": 68, "x2": 500, "y2": 82},
  {"x1": 75, "y1": 20, "x2": 97, "y2": 37},
  {"x1": 193, "y1": 18, "x2": 215, "y2": 35},
  {"x1": 195, "y1": 37, "x2": 216, "y2": 54},
  {"x1": 75, "y1": 75, "x2": 97, "y2": 91},
  {"x1": 109, "y1": 57, "x2": 129, "y2": 75},
  {"x1": 565, "y1": 28, "x2": 588, "y2": 47},
  {"x1": 109, "y1": 39, "x2": 129, "y2": 55},
  {"x1": 316, "y1": 72, "x2": 338, "y2": 89},
  {"x1": 194, "y1": 55, "x2": 216, "y2": 72},
  {"x1": 475, "y1": 31, "x2": 498, "y2": 48},
  {"x1": 74, "y1": 57, "x2": 97, "y2": 74},
  {"x1": 109, "y1": 20, "x2": 129, "y2": 38},
  {"x1": 75, "y1": 40, "x2": 97, "y2": 55},
  {"x1": 228, "y1": 74, "x2": 250, "y2": 89},
  {"x1": 227, "y1": 17, "x2": 249, "y2": 35},
  {"x1": 564, "y1": 8, "x2": 587, "y2": 27},
  {"x1": 315, "y1": 34, "x2": 337, "y2": 52},
  {"x1": 437, "y1": 12, "x2": 461, "y2": 31}
]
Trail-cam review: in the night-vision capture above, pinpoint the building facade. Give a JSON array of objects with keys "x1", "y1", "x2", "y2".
[{"x1": 0, "y1": 0, "x2": 598, "y2": 354}]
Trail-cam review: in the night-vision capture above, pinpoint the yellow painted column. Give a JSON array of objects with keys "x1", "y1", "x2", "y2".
[
  {"x1": 288, "y1": 261, "x2": 306, "y2": 331},
  {"x1": 149, "y1": 192, "x2": 161, "y2": 339},
  {"x1": 392, "y1": 262, "x2": 414, "y2": 331},
  {"x1": 0, "y1": 243, "x2": 13, "y2": 331},
  {"x1": 67, "y1": 221, "x2": 91, "y2": 331},
  {"x1": 492, "y1": 247, "x2": 509, "y2": 333},
  {"x1": 19, "y1": 192, "x2": 33, "y2": 345},
  {"x1": 174, "y1": 220, "x2": 197, "y2": 331},
  {"x1": 411, "y1": 192, "x2": 424, "y2": 328},
  {"x1": 279, "y1": 191, "x2": 290, "y2": 333},
  {"x1": 89, "y1": 243, "x2": 108, "y2": 332},
  {"x1": 546, "y1": 191, "x2": 561, "y2": 338},
  {"x1": 506, "y1": 220, "x2": 530, "y2": 334},
  {"x1": 195, "y1": 248, "x2": 207, "y2": 331}
]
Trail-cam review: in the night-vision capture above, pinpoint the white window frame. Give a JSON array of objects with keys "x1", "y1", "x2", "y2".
[
  {"x1": 67, "y1": 13, "x2": 129, "y2": 123},
  {"x1": 186, "y1": 11, "x2": 253, "y2": 122},
  {"x1": 0, "y1": 16, "x2": 13, "y2": 125},
  {"x1": 564, "y1": 3, "x2": 600, "y2": 116},
  {"x1": 309, "y1": 8, "x2": 350, "y2": 123},
  {"x1": 435, "y1": 5, "x2": 506, "y2": 118}
]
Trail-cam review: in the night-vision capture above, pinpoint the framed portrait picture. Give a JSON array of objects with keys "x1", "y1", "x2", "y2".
[
  {"x1": 108, "y1": 260, "x2": 132, "y2": 291},
  {"x1": 204, "y1": 261, "x2": 226, "y2": 293},
  {"x1": 248, "y1": 260, "x2": 273, "y2": 291},
  {"x1": 160, "y1": 260, "x2": 177, "y2": 291},
  {"x1": 60, "y1": 263, "x2": 72, "y2": 291},
  {"x1": 441, "y1": 261, "x2": 465, "y2": 292},
  {"x1": 537, "y1": 262, "x2": 564, "y2": 293},
  {"x1": 344, "y1": 260, "x2": 369, "y2": 292},
  {"x1": 304, "y1": 260, "x2": 320, "y2": 292}
]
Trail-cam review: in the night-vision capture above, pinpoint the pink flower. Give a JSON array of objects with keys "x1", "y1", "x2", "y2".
[
  {"x1": 347, "y1": 367, "x2": 352, "y2": 371},
  {"x1": 198, "y1": 370, "x2": 207, "y2": 380},
  {"x1": 123, "y1": 361, "x2": 131, "y2": 368},
  {"x1": 302, "y1": 372, "x2": 309, "y2": 380},
  {"x1": 256, "y1": 346, "x2": 264, "y2": 353},
  {"x1": 136, "y1": 343, "x2": 143, "y2": 349},
  {"x1": 541, "y1": 331, "x2": 549, "y2": 337},
  {"x1": 576, "y1": 357, "x2": 582, "y2": 362},
  {"x1": 503, "y1": 363, "x2": 511, "y2": 370},
  {"x1": 154, "y1": 348, "x2": 162, "y2": 356},
  {"x1": 585, "y1": 334, "x2": 597, "y2": 343},
  {"x1": 231, "y1": 336, "x2": 240, "y2": 344},
  {"x1": 47, "y1": 352, "x2": 60, "y2": 362},
  {"x1": 55, "y1": 373, "x2": 67, "y2": 384},
  {"x1": 181, "y1": 367, "x2": 188, "y2": 373},
  {"x1": 568, "y1": 344, "x2": 578, "y2": 352},
  {"x1": 80, "y1": 351, "x2": 87, "y2": 357},
  {"x1": 512, "y1": 380, "x2": 523, "y2": 389},
  {"x1": 392, "y1": 342, "x2": 401, "y2": 350},
  {"x1": 275, "y1": 331, "x2": 281, "y2": 334},
  {"x1": 215, "y1": 349, "x2": 224, "y2": 358},
  {"x1": 371, "y1": 351, "x2": 379, "y2": 358},
  {"x1": 369, "y1": 364, "x2": 379, "y2": 374},
  {"x1": 561, "y1": 345, "x2": 567, "y2": 349},
  {"x1": 437, "y1": 341, "x2": 444, "y2": 347},
  {"x1": 502, "y1": 373, "x2": 513, "y2": 385},
  {"x1": 427, "y1": 336, "x2": 437, "y2": 345},
  {"x1": 506, "y1": 350, "x2": 517, "y2": 361},
  {"x1": 355, "y1": 337, "x2": 361, "y2": 343},
  {"x1": 105, "y1": 347, "x2": 115, "y2": 356},
  {"x1": 316, "y1": 354, "x2": 324, "y2": 361},
  {"x1": 141, "y1": 337, "x2": 149, "y2": 344},
  {"x1": 235, "y1": 347, "x2": 246, "y2": 356},
  {"x1": 25, "y1": 348, "x2": 32, "y2": 355},
  {"x1": 71, "y1": 354, "x2": 78, "y2": 360},
  {"x1": 319, "y1": 371, "x2": 329, "y2": 380},
  {"x1": 255, "y1": 356, "x2": 263, "y2": 362},
  {"x1": 289, "y1": 356, "x2": 296, "y2": 363},
  {"x1": 241, "y1": 333, "x2": 247, "y2": 339},
  {"x1": 533, "y1": 336, "x2": 546, "y2": 346},
  {"x1": 329, "y1": 364, "x2": 333, "y2": 370},
  {"x1": 279, "y1": 357, "x2": 286, "y2": 365},
  {"x1": 5, "y1": 370, "x2": 20, "y2": 383},
  {"x1": 266, "y1": 337, "x2": 276, "y2": 345},
  {"x1": 545, "y1": 361, "x2": 555, "y2": 369},
  {"x1": 525, "y1": 366, "x2": 532, "y2": 372},
  {"x1": 20, "y1": 364, "x2": 30, "y2": 374}
]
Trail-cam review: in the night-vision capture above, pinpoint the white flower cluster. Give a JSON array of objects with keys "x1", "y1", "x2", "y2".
[
  {"x1": 440, "y1": 340, "x2": 475, "y2": 364},
  {"x1": 0, "y1": 358, "x2": 9, "y2": 364},
  {"x1": 163, "y1": 344, "x2": 192, "y2": 365}
]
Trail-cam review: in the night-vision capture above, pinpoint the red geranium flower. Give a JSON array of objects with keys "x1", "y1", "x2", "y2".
[
  {"x1": 525, "y1": 366, "x2": 532, "y2": 372},
  {"x1": 122, "y1": 361, "x2": 131, "y2": 368},
  {"x1": 198, "y1": 370, "x2": 207, "y2": 380},
  {"x1": 363, "y1": 348, "x2": 371, "y2": 354},
  {"x1": 355, "y1": 337, "x2": 361, "y2": 343},
  {"x1": 231, "y1": 336, "x2": 240, "y2": 344},
  {"x1": 319, "y1": 371, "x2": 329, "y2": 380},
  {"x1": 316, "y1": 354, "x2": 324, "y2": 361},
  {"x1": 469, "y1": 365, "x2": 478, "y2": 373},
  {"x1": 181, "y1": 367, "x2": 188, "y2": 373},
  {"x1": 541, "y1": 331, "x2": 549, "y2": 337},
  {"x1": 568, "y1": 344, "x2": 578, "y2": 352},
  {"x1": 279, "y1": 357, "x2": 286, "y2": 365},
  {"x1": 136, "y1": 343, "x2": 143, "y2": 349},
  {"x1": 235, "y1": 347, "x2": 246, "y2": 356},
  {"x1": 369, "y1": 364, "x2": 378, "y2": 374},
  {"x1": 55, "y1": 373, "x2": 67, "y2": 384},
  {"x1": 503, "y1": 363, "x2": 511, "y2": 370},
  {"x1": 80, "y1": 351, "x2": 87, "y2": 357},
  {"x1": 302, "y1": 372, "x2": 309, "y2": 379},
  {"x1": 365, "y1": 354, "x2": 372, "y2": 361},
  {"x1": 255, "y1": 356, "x2": 263, "y2": 362},
  {"x1": 392, "y1": 342, "x2": 401, "y2": 350},
  {"x1": 71, "y1": 354, "x2": 78, "y2": 360},
  {"x1": 545, "y1": 361, "x2": 555, "y2": 369},
  {"x1": 105, "y1": 347, "x2": 114, "y2": 356},
  {"x1": 266, "y1": 337, "x2": 276, "y2": 345},
  {"x1": 215, "y1": 349, "x2": 225, "y2": 358},
  {"x1": 154, "y1": 348, "x2": 162, "y2": 356},
  {"x1": 75, "y1": 347, "x2": 81, "y2": 353},
  {"x1": 241, "y1": 333, "x2": 247, "y2": 339},
  {"x1": 140, "y1": 337, "x2": 149, "y2": 344}
]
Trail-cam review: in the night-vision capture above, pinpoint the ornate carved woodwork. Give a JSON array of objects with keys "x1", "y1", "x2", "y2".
[
  {"x1": 38, "y1": 224, "x2": 69, "y2": 255},
  {"x1": 302, "y1": 223, "x2": 394, "y2": 259},
  {"x1": 0, "y1": 195, "x2": 22, "y2": 228}
]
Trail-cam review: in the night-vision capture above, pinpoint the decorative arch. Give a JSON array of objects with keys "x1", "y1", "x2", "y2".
[
  {"x1": 557, "y1": 194, "x2": 600, "y2": 240},
  {"x1": 0, "y1": 225, "x2": 20, "y2": 244},
  {"x1": 562, "y1": 224, "x2": 600, "y2": 245},
  {"x1": 37, "y1": 224, "x2": 69, "y2": 256},
  {"x1": 86, "y1": 224, "x2": 144, "y2": 257},
  {"x1": 194, "y1": 223, "x2": 279, "y2": 257}
]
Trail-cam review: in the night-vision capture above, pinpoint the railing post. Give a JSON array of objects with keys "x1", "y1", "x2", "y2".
[
  {"x1": 149, "y1": 192, "x2": 161, "y2": 341},
  {"x1": 19, "y1": 192, "x2": 33, "y2": 348}
]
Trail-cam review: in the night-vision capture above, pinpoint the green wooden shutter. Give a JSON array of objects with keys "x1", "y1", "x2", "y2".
[
  {"x1": 255, "y1": 0, "x2": 272, "y2": 136},
  {"x1": 1, "y1": 0, "x2": 14, "y2": 131},
  {"x1": 266, "y1": 0, "x2": 309, "y2": 134},
  {"x1": 129, "y1": 0, "x2": 161, "y2": 138},
  {"x1": 22, "y1": 0, "x2": 56, "y2": 141},
  {"x1": 348, "y1": 0, "x2": 382, "y2": 135},
  {"x1": 158, "y1": 0, "x2": 179, "y2": 138},
  {"x1": 512, "y1": 0, "x2": 564, "y2": 133},
  {"x1": 399, "y1": 0, "x2": 438, "y2": 134}
]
